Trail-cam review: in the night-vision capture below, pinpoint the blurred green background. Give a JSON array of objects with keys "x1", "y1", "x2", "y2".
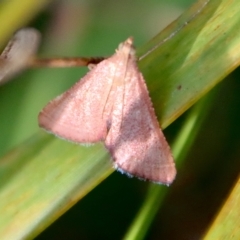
[{"x1": 0, "y1": 0, "x2": 240, "y2": 239}]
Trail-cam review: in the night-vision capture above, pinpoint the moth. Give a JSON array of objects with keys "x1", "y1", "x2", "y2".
[{"x1": 39, "y1": 38, "x2": 176, "y2": 185}]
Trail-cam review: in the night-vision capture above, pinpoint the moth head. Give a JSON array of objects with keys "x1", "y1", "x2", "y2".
[{"x1": 117, "y1": 37, "x2": 135, "y2": 57}]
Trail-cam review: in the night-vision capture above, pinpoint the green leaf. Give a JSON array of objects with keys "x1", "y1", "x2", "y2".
[
  {"x1": 0, "y1": 0, "x2": 53, "y2": 47},
  {"x1": 0, "y1": 133, "x2": 112, "y2": 239},
  {"x1": 138, "y1": 0, "x2": 240, "y2": 128},
  {"x1": 203, "y1": 178, "x2": 240, "y2": 240},
  {"x1": 1, "y1": 0, "x2": 240, "y2": 238}
]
